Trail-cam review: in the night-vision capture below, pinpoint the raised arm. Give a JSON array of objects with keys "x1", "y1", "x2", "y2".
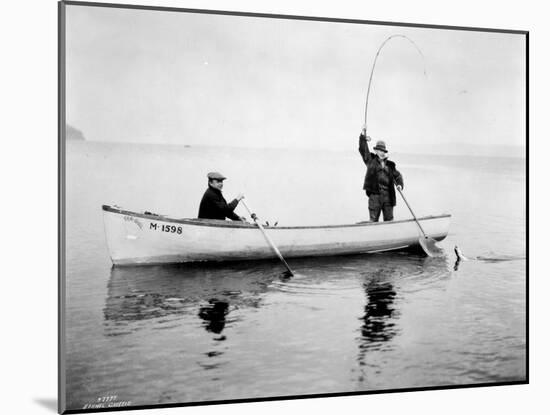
[{"x1": 358, "y1": 128, "x2": 373, "y2": 165}]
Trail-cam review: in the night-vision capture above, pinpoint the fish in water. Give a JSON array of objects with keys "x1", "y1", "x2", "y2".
[
  {"x1": 454, "y1": 245, "x2": 469, "y2": 261},
  {"x1": 454, "y1": 245, "x2": 525, "y2": 270}
]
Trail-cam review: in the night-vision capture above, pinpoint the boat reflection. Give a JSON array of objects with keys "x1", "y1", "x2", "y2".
[{"x1": 103, "y1": 261, "x2": 285, "y2": 338}]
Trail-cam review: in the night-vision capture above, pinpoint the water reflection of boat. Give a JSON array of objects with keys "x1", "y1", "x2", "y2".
[
  {"x1": 104, "y1": 252, "x2": 451, "y2": 344},
  {"x1": 103, "y1": 262, "x2": 282, "y2": 337}
]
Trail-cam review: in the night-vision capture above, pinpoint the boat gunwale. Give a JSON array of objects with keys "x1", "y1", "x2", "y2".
[{"x1": 102, "y1": 205, "x2": 451, "y2": 230}]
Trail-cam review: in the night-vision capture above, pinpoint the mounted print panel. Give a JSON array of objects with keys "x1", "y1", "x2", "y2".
[{"x1": 59, "y1": 1, "x2": 528, "y2": 413}]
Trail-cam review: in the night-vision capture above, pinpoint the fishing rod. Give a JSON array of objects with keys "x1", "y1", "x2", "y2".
[
  {"x1": 363, "y1": 34, "x2": 427, "y2": 132},
  {"x1": 362, "y1": 35, "x2": 444, "y2": 258}
]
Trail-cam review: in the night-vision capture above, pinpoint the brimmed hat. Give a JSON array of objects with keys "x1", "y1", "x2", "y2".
[
  {"x1": 207, "y1": 172, "x2": 226, "y2": 180},
  {"x1": 373, "y1": 140, "x2": 388, "y2": 153}
]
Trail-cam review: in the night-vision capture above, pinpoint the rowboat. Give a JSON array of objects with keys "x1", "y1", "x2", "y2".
[{"x1": 102, "y1": 205, "x2": 451, "y2": 266}]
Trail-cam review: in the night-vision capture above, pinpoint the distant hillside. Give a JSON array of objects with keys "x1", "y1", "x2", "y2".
[{"x1": 66, "y1": 124, "x2": 85, "y2": 141}]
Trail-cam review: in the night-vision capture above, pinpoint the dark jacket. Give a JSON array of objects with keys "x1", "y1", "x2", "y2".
[
  {"x1": 358, "y1": 134, "x2": 404, "y2": 206},
  {"x1": 198, "y1": 186, "x2": 241, "y2": 220}
]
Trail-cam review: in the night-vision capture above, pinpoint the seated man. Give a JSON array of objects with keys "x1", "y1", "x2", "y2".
[{"x1": 198, "y1": 172, "x2": 245, "y2": 221}]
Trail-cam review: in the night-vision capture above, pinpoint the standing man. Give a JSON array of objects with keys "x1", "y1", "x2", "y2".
[
  {"x1": 198, "y1": 172, "x2": 246, "y2": 221},
  {"x1": 358, "y1": 126, "x2": 404, "y2": 222}
]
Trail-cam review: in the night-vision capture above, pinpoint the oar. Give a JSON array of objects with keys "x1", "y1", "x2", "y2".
[
  {"x1": 240, "y1": 200, "x2": 294, "y2": 276},
  {"x1": 397, "y1": 187, "x2": 444, "y2": 257}
]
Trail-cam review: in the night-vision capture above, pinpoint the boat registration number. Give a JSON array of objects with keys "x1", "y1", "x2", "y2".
[{"x1": 149, "y1": 222, "x2": 183, "y2": 234}]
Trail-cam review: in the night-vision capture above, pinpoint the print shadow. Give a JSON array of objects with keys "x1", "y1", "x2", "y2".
[{"x1": 34, "y1": 398, "x2": 57, "y2": 412}]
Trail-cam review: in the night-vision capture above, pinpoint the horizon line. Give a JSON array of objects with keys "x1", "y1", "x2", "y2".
[{"x1": 67, "y1": 139, "x2": 527, "y2": 159}]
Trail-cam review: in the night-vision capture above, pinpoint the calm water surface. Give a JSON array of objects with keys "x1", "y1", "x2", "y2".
[{"x1": 64, "y1": 141, "x2": 526, "y2": 409}]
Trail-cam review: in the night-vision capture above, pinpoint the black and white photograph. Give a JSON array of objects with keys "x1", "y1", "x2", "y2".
[{"x1": 59, "y1": 0, "x2": 528, "y2": 413}]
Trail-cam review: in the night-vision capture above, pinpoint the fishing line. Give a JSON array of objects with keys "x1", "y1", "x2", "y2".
[{"x1": 363, "y1": 34, "x2": 427, "y2": 131}]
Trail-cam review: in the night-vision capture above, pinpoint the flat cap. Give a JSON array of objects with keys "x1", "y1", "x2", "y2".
[{"x1": 207, "y1": 172, "x2": 227, "y2": 180}]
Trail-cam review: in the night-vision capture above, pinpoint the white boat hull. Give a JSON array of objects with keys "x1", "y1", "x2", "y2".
[{"x1": 102, "y1": 205, "x2": 451, "y2": 266}]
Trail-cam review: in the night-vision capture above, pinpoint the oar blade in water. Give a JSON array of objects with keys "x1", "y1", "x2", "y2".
[{"x1": 419, "y1": 237, "x2": 445, "y2": 257}]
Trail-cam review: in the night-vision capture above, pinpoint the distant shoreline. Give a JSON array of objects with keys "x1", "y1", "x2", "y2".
[{"x1": 66, "y1": 124, "x2": 85, "y2": 141}]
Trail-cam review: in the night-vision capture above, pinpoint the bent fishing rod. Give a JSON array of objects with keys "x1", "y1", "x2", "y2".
[{"x1": 363, "y1": 34, "x2": 427, "y2": 132}]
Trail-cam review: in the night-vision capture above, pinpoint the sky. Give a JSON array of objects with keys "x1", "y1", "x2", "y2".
[{"x1": 65, "y1": 4, "x2": 526, "y2": 156}]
